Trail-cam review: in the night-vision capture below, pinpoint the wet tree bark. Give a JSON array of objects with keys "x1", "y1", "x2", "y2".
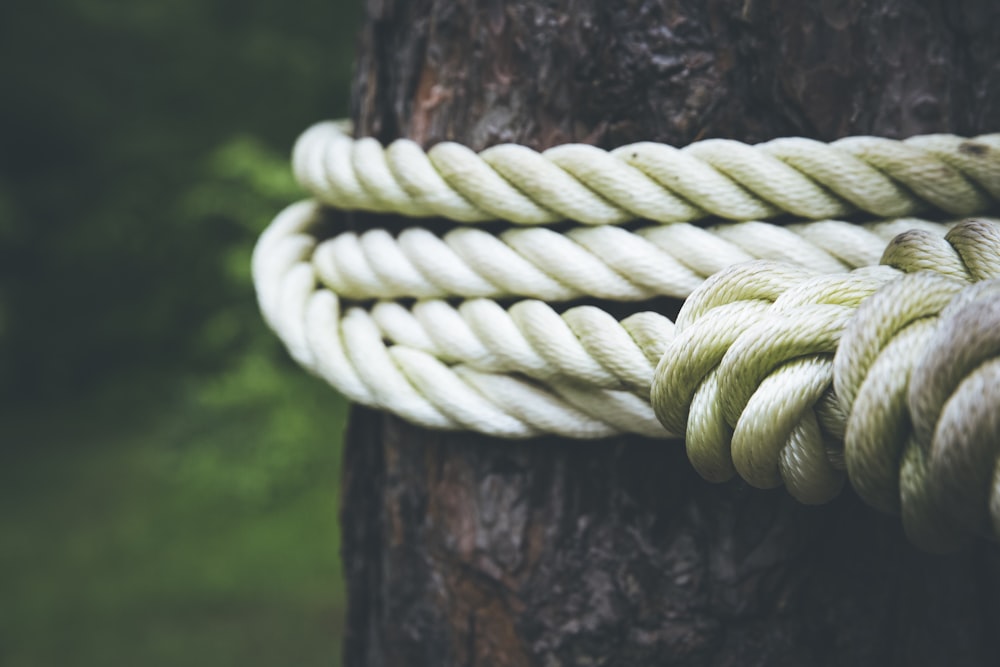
[{"x1": 340, "y1": 1, "x2": 1000, "y2": 665}]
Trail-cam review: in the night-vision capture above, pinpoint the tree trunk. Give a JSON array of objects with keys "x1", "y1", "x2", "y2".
[{"x1": 340, "y1": 1, "x2": 1000, "y2": 665}]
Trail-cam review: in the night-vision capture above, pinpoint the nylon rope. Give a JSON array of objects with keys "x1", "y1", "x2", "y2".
[{"x1": 254, "y1": 121, "x2": 1000, "y2": 550}]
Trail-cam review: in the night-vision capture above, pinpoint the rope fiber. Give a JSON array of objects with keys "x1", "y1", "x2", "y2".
[{"x1": 255, "y1": 121, "x2": 1000, "y2": 550}]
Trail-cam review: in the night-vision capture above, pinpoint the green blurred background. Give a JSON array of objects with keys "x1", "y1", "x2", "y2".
[{"x1": 0, "y1": 1, "x2": 363, "y2": 664}]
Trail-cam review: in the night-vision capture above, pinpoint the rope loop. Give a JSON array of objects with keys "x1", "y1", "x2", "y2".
[{"x1": 255, "y1": 120, "x2": 1000, "y2": 550}]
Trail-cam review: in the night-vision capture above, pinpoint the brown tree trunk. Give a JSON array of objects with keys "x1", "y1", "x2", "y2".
[{"x1": 340, "y1": 1, "x2": 1000, "y2": 665}]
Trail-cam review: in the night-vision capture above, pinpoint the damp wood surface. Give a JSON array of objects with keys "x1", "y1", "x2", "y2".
[{"x1": 340, "y1": 1, "x2": 1000, "y2": 665}]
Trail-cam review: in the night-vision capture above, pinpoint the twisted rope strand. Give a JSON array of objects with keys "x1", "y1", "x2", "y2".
[
  {"x1": 293, "y1": 121, "x2": 1000, "y2": 226},
  {"x1": 253, "y1": 200, "x2": 673, "y2": 439},
  {"x1": 309, "y1": 210, "x2": 960, "y2": 302}
]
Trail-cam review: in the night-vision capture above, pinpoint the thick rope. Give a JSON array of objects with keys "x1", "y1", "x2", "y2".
[
  {"x1": 294, "y1": 121, "x2": 1000, "y2": 225},
  {"x1": 312, "y1": 213, "x2": 949, "y2": 301},
  {"x1": 254, "y1": 200, "x2": 674, "y2": 438},
  {"x1": 255, "y1": 120, "x2": 1000, "y2": 549},
  {"x1": 650, "y1": 221, "x2": 1000, "y2": 550}
]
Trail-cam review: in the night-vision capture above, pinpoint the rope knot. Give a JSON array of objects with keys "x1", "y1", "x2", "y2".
[
  {"x1": 650, "y1": 261, "x2": 896, "y2": 503},
  {"x1": 835, "y1": 219, "x2": 1000, "y2": 551},
  {"x1": 651, "y1": 220, "x2": 1000, "y2": 549}
]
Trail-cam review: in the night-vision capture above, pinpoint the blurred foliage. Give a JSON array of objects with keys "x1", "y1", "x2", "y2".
[
  {"x1": 2, "y1": 371, "x2": 349, "y2": 666},
  {"x1": 0, "y1": 0, "x2": 364, "y2": 664},
  {"x1": 0, "y1": 0, "x2": 361, "y2": 401}
]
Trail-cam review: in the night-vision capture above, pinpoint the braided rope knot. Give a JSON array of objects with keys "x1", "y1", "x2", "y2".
[{"x1": 650, "y1": 220, "x2": 1000, "y2": 550}]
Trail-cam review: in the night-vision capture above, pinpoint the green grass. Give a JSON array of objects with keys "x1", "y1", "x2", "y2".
[{"x1": 1, "y1": 357, "x2": 349, "y2": 666}]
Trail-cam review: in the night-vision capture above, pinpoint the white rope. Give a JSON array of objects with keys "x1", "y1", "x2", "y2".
[
  {"x1": 311, "y1": 214, "x2": 951, "y2": 302},
  {"x1": 254, "y1": 120, "x2": 1000, "y2": 549},
  {"x1": 647, "y1": 220, "x2": 1000, "y2": 551},
  {"x1": 253, "y1": 200, "x2": 673, "y2": 438},
  {"x1": 255, "y1": 198, "x2": 1000, "y2": 444},
  {"x1": 293, "y1": 121, "x2": 1000, "y2": 225},
  {"x1": 258, "y1": 122, "x2": 1000, "y2": 440}
]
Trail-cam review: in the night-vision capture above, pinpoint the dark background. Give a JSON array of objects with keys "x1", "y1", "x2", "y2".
[{"x1": 1, "y1": 1, "x2": 362, "y2": 664}]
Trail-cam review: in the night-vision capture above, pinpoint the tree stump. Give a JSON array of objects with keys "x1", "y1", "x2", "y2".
[{"x1": 339, "y1": 1, "x2": 1000, "y2": 664}]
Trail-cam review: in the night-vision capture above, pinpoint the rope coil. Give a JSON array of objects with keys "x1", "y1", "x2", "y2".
[{"x1": 255, "y1": 121, "x2": 1000, "y2": 550}]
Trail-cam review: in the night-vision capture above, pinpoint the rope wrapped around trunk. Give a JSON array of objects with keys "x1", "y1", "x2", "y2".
[{"x1": 253, "y1": 121, "x2": 1000, "y2": 550}]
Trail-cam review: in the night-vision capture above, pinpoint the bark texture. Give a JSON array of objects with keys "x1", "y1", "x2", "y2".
[{"x1": 340, "y1": 1, "x2": 1000, "y2": 665}]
